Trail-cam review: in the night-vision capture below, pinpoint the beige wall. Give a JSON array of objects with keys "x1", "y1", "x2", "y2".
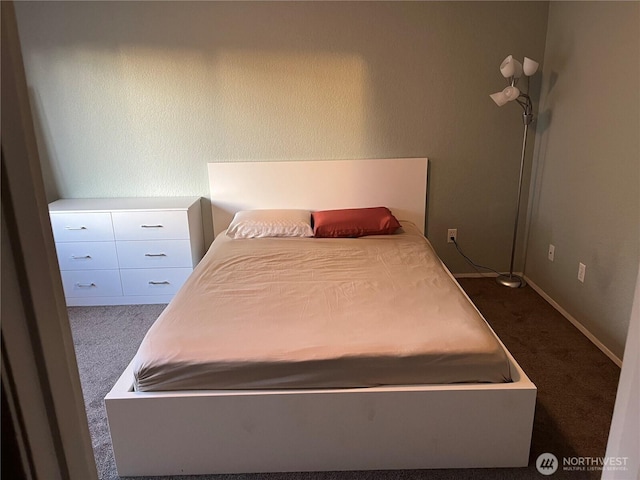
[
  {"x1": 526, "y1": 1, "x2": 639, "y2": 358},
  {"x1": 15, "y1": 1, "x2": 549, "y2": 266}
]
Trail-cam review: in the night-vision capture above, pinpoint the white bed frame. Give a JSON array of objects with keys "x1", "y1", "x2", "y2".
[{"x1": 105, "y1": 158, "x2": 536, "y2": 477}]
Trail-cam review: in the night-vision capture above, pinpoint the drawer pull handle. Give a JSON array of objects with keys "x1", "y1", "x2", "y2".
[
  {"x1": 141, "y1": 224, "x2": 164, "y2": 228},
  {"x1": 71, "y1": 255, "x2": 92, "y2": 260},
  {"x1": 65, "y1": 226, "x2": 87, "y2": 231},
  {"x1": 76, "y1": 282, "x2": 96, "y2": 288},
  {"x1": 148, "y1": 281, "x2": 170, "y2": 285},
  {"x1": 144, "y1": 253, "x2": 167, "y2": 257}
]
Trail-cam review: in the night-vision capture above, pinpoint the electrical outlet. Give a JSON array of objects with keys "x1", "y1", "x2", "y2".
[
  {"x1": 548, "y1": 244, "x2": 555, "y2": 262},
  {"x1": 447, "y1": 229, "x2": 457, "y2": 244},
  {"x1": 578, "y1": 262, "x2": 586, "y2": 283}
]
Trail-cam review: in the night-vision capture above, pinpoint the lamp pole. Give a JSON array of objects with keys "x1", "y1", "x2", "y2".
[
  {"x1": 489, "y1": 55, "x2": 539, "y2": 287},
  {"x1": 496, "y1": 104, "x2": 532, "y2": 288}
]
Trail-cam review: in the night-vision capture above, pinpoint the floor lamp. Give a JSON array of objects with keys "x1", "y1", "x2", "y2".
[{"x1": 490, "y1": 55, "x2": 539, "y2": 288}]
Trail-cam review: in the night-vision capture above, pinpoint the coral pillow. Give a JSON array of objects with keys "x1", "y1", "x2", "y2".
[{"x1": 312, "y1": 207, "x2": 401, "y2": 238}]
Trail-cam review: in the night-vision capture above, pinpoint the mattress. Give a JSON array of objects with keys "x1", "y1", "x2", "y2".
[{"x1": 133, "y1": 222, "x2": 512, "y2": 391}]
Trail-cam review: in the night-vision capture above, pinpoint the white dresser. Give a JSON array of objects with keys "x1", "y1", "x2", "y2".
[{"x1": 48, "y1": 197, "x2": 205, "y2": 306}]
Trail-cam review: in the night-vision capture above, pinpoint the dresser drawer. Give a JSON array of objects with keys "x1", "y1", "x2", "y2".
[
  {"x1": 120, "y1": 268, "x2": 192, "y2": 296},
  {"x1": 49, "y1": 197, "x2": 203, "y2": 305},
  {"x1": 60, "y1": 270, "x2": 122, "y2": 298},
  {"x1": 112, "y1": 211, "x2": 189, "y2": 241},
  {"x1": 116, "y1": 240, "x2": 193, "y2": 269},
  {"x1": 55, "y1": 242, "x2": 119, "y2": 271},
  {"x1": 50, "y1": 213, "x2": 114, "y2": 242}
]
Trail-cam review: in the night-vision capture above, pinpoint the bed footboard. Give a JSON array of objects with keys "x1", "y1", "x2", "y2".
[{"x1": 105, "y1": 357, "x2": 536, "y2": 476}]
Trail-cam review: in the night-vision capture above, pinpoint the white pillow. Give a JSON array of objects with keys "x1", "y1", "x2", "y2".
[{"x1": 226, "y1": 209, "x2": 314, "y2": 239}]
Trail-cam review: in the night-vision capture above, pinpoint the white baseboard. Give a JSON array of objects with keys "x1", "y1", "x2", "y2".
[
  {"x1": 454, "y1": 272, "x2": 496, "y2": 279},
  {"x1": 453, "y1": 271, "x2": 522, "y2": 279},
  {"x1": 524, "y1": 276, "x2": 622, "y2": 367}
]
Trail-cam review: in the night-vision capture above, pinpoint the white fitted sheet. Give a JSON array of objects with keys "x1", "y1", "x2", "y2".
[{"x1": 133, "y1": 222, "x2": 511, "y2": 391}]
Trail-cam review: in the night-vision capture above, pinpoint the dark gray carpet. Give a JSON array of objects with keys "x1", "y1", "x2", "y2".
[
  {"x1": 69, "y1": 304, "x2": 166, "y2": 480},
  {"x1": 68, "y1": 278, "x2": 620, "y2": 480}
]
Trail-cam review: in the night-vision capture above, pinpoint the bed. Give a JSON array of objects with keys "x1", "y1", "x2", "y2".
[{"x1": 105, "y1": 158, "x2": 536, "y2": 476}]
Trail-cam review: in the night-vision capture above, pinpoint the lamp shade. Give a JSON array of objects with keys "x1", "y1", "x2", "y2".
[
  {"x1": 503, "y1": 85, "x2": 520, "y2": 101},
  {"x1": 490, "y1": 86, "x2": 520, "y2": 107},
  {"x1": 523, "y1": 57, "x2": 539, "y2": 76},
  {"x1": 500, "y1": 55, "x2": 524, "y2": 79},
  {"x1": 500, "y1": 55, "x2": 515, "y2": 78},
  {"x1": 490, "y1": 91, "x2": 509, "y2": 107}
]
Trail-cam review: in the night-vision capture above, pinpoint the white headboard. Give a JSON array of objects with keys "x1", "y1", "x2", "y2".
[{"x1": 208, "y1": 158, "x2": 428, "y2": 237}]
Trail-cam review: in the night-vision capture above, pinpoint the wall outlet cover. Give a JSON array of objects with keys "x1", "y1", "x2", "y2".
[{"x1": 578, "y1": 262, "x2": 586, "y2": 283}]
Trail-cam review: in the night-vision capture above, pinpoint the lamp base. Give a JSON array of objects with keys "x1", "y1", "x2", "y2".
[{"x1": 496, "y1": 274, "x2": 526, "y2": 288}]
